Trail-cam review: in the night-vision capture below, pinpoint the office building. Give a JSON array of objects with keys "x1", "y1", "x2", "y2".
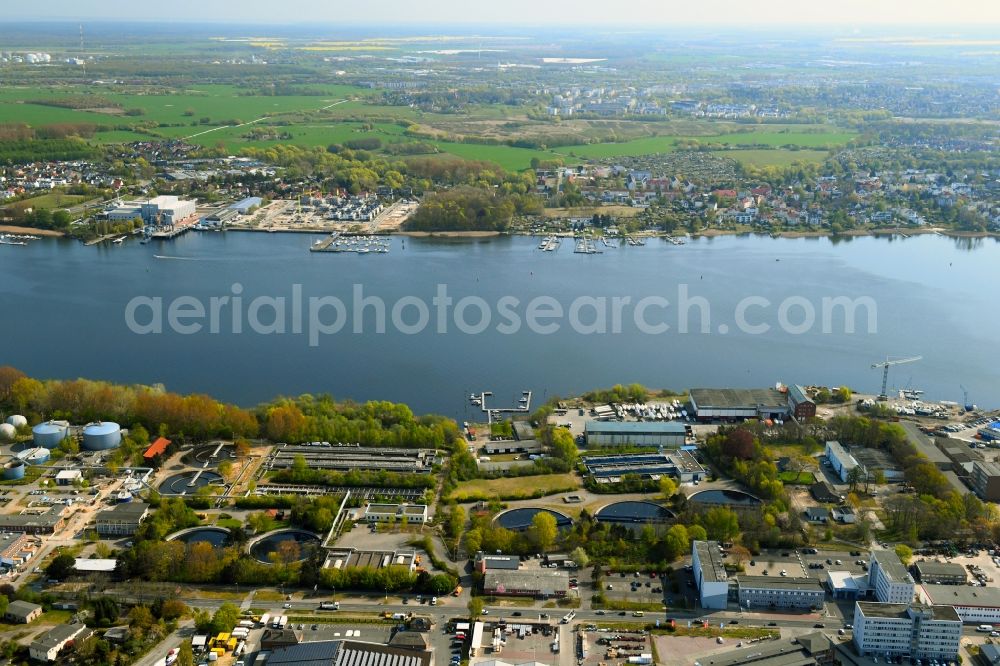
[
  {"x1": 869, "y1": 548, "x2": 915, "y2": 604},
  {"x1": 692, "y1": 540, "x2": 730, "y2": 609},
  {"x1": 852, "y1": 602, "x2": 961, "y2": 662},
  {"x1": 736, "y1": 576, "x2": 825, "y2": 610}
]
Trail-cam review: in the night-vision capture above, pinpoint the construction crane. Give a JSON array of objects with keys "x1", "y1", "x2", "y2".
[
  {"x1": 960, "y1": 385, "x2": 975, "y2": 412},
  {"x1": 871, "y1": 356, "x2": 922, "y2": 400}
]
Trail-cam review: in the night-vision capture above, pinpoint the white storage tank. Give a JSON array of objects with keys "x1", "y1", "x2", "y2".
[
  {"x1": 5, "y1": 415, "x2": 27, "y2": 428},
  {"x1": 0, "y1": 423, "x2": 16, "y2": 442},
  {"x1": 82, "y1": 422, "x2": 122, "y2": 451}
]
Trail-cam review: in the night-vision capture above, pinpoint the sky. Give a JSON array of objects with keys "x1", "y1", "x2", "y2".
[{"x1": 4, "y1": 0, "x2": 999, "y2": 26}]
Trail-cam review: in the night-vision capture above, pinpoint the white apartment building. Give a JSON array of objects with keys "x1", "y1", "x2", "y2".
[
  {"x1": 853, "y1": 602, "x2": 961, "y2": 661},
  {"x1": 869, "y1": 548, "x2": 915, "y2": 603}
]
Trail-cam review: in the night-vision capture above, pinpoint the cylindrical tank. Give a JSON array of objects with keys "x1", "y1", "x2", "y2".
[
  {"x1": 5, "y1": 415, "x2": 27, "y2": 428},
  {"x1": 0, "y1": 423, "x2": 16, "y2": 442},
  {"x1": 32, "y1": 421, "x2": 69, "y2": 449},
  {"x1": 82, "y1": 422, "x2": 122, "y2": 451},
  {"x1": 17, "y1": 447, "x2": 50, "y2": 465},
  {"x1": 2, "y1": 459, "x2": 25, "y2": 481}
]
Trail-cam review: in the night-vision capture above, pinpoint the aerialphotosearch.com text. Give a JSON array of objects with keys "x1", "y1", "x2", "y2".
[{"x1": 124, "y1": 283, "x2": 878, "y2": 347}]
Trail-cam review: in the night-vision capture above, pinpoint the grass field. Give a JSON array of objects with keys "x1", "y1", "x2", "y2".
[
  {"x1": 0, "y1": 84, "x2": 368, "y2": 125},
  {"x1": 778, "y1": 471, "x2": 816, "y2": 485},
  {"x1": 0, "y1": 83, "x2": 853, "y2": 171},
  {"x1": 719, "y1": 149, "x2": 831, "y2": 166},
  {"x1": 449, "y1": 473, "x2": 580, "y2": 501},
  {"x1": 428, "y1": 140, "x2": 560, "y2": 171},
  {"x1": 2, "y1": 192, "x2": 89, "y2": 211},
  {"x1": 555, "y1": 130, "x2": 853, "y2": 159}
]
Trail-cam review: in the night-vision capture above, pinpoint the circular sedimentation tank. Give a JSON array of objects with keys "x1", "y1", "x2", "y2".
[
  {"x1": 689, "y1": 489, "x2": 762, "y2": 507},
  {"x1": 186, "y1": 443, "x2": 235, "y2": 467},
  {"x1": 167, "y1": 526, "x2": 232, "y2": 548},
  {"x1": 158, "y1": 470, "x2": 224, "y2": 495},
  {"x1": 249, "y1": 529, "x2": 320, "y2": 564},
  {"x1": 595, "y1": 500, "x2": 675, "y2": 526},
  {"x1": 0, "y1": 423, "x2": 16, "y2": 442},
  {"x1": 494, "y1": 507, "x2": 573, "y2": 532},
  {"x1": 82, "y1": 422, "x2": 122, "y2": 451},
  {"x1": 17, "y1": 447, "x2": 50, "y2": 465},
  {"x1": 32, "y1": 421, "x2": 69, "y2": 449},
  {"x1": 1, "y1": 459, "x2": 25, "y2": 481},
  {"x1": 5, "y1": 415, "x2": 27, "y2": 428}
]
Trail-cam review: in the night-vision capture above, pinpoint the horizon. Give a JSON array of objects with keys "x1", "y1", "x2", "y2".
[{"x1": 3, "y1": 0, "x2": 1000, "y2": 27}]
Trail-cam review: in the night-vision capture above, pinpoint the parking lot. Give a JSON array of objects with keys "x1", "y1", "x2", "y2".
[
  {"x1": 743, "y1": 548, "x2": 870, "y2": 581},
  {"x1": 578, "y1": 626, "x2": 651, "y2": 666},
  {"x1": 467, "y1": 619, "x2": 561, "y2": 665},
  {"x1": 337, "y1": 523, "x2": 427, "y2": 554},
  {"x1": 601, "y1": 568, "x2": 699, "y2": 610}
]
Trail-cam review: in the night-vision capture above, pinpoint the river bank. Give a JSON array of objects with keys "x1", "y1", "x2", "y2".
[
  {"x1": 398, "y1": 230, "x2": 503, "y2": 238},
  {"x1": 689, "y1": 226, "x2": 999, "y2": 240}
]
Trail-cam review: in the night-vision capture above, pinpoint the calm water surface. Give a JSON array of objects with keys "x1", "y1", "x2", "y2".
[{"x1": 2, "y1": 232, "x2": 998, "y2": 418}]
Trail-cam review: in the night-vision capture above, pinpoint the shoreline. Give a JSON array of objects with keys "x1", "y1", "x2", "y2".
[
  {"x1": 0, "y1": 225, "x2": 65, "y2": 237},
  {"x1": 398, "y1": 230, "x2": 502, "y2": 238},
  {"x1": 689, "y1": 226, "x2": 999, "y2": 240}
]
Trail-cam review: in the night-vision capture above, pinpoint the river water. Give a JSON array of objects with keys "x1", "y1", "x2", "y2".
[{"x1": 2, "y1": 231, "x2": 997, "y2": 418}]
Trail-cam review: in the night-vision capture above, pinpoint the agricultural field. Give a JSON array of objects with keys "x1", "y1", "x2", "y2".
[
  {"x1": 449, "y1": 473, "x2": 580, "y2": 501},
  {"x1": 0, "y1": 81, "x2": 856, "y2": 171}
]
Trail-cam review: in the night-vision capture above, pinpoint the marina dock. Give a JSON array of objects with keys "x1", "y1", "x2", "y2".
[
  {"x1": 310, "y1": 232, "x2": 341, "y2": 251},
  {"x1": 537, "y1": 236, "x2": 562, "y2": 252},
  {"x1": 574, "y1": 237, "x2": 602, "y2": 254},
  {"x1": 310, "y1": 233, "x2": 390, "y2": 254},
  {"x1": 471, "y1": 390, "x2": 533, "y2": 423}
]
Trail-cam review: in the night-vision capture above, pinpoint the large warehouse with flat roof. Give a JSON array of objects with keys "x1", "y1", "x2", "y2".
[
  {"x1": 584, "y1": 421, "x2": 687, "y2": 447},
  {"x1": 688, "y1": 388, "x2": 790, "y2": 421},
  {"x1": 918, "y1": 584, "x2": 1000, "y2": 623}
]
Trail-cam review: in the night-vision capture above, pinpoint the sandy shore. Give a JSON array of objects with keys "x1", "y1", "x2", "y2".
[{"x1": 0, "y1": 225, "x2": 64, "y2": 237}]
